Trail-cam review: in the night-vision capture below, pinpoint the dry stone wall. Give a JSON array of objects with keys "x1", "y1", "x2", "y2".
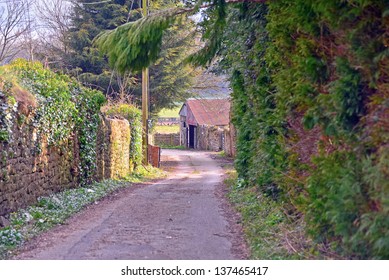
[
  {"x1": 1, "y1": 113, "x2": 134, "y2": 218},
  {"x1": 96, "y1": 116, "x2": 131, "y2": 180},
  {"x1": 0, "y1": 62, "x2": 140, "y2": 222},
  {"x1": 154, "y1": 133, "x2": 180, "y2": 147},
  {"x1": 193, "y1": 124, "x2": 236, "y2": 155},
  {"x1": 0, "y1": 108, "x2": 78, "y2": 217},
  {"x1": 197, "y1": 125, "x2": 224, "y2": 151}
]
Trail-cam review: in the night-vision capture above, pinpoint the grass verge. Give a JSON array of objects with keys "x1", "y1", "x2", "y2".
[
  {"x1": 159, "y1": 145, "x2": 186, "y2": 149},
  {"x1": 0, "y1": 165, "x2": 165, "y2": 259},
  {"x1": 225, "y1": 169, "x2": 312, "y2": 259}
]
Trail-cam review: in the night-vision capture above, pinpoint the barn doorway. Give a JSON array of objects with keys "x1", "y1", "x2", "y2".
[{"x1": 189, "y1": 125, "x2": 195, "y2": 148}]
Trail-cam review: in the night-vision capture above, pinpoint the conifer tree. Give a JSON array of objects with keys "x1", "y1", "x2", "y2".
[
  {"x1": 64, "y1": 0, "x2": 140, "y2": 97},
  {"x1": 56, "y1": 0, "x2": 195, "y2": 112}
]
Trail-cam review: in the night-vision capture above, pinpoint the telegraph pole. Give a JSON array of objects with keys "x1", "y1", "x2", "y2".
[{"x1": 142, "y1": 0, "x2": 149, "y2": 165}]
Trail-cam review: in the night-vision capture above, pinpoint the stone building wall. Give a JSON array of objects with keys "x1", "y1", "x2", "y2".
[
  {"x1": 223, "y1": 123, "x2": 237, "y2": 157},
  {"x1": 197, "y1": 125, "x2": 224, "y2": 151},
  {"x1": 179, "y1": 116, "x2": 187, "y2": 147},
  {"x1": 194, "y1": 124, "x2": 236, "y2": 155}
]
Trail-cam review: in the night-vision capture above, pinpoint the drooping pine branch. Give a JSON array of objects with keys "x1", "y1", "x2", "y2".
[
  {"x1": 94, "y1": 8, "x2": 189, "y2": 73},
  {"x1": 94, "y1": 0, "x2": 268, "y2": 73}
]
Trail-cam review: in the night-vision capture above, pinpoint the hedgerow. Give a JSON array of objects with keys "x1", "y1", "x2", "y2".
[{"x1": 220, "y1": 1, "x2": 388, "y2": 259}]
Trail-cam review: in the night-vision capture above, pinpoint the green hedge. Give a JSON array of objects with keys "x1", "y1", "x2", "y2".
[{"x1": 221, "y1": 1, "x2": 388, "y2": 259}]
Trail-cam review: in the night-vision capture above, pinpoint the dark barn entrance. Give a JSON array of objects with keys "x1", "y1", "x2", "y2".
[{"x1": 189, "y1": 125, "x2": 195, "y2": 148}]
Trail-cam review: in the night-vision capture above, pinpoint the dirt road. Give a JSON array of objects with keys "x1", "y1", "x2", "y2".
[{"x1": 15, "y1": 149, "x2": 247, "y2": 260}]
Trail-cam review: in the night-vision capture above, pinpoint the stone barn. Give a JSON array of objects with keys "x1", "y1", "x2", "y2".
[{"x1": 179, "y1": 99, "x2": 230, "y2": 151}]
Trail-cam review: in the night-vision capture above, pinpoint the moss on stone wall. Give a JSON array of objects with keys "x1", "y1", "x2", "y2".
[
  {"x1": 104, "y1": 104, "x2": 143, "y2": 172},
  {"x1": 96, "y1": 116, "x2": 131, "y2": 180}
]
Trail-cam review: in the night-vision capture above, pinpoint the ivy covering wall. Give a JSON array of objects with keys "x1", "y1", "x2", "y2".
[
  {"x1": 0, "y1": 60, "x2": 144, "y2": 218},
  {"x1": 0, "y1": 59, "x2": 106, "y2": 186},
  {"x1": 220, "y1": 1, "x2": 388, "y2": 259}
]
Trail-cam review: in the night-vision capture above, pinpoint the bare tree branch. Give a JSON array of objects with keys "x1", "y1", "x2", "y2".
[
  {"x1": 0, "y1": 0, "x2": 33, "y2": 63},
  {"x1": 35, "y1": 0, "x2": 72, "y2": 54}
]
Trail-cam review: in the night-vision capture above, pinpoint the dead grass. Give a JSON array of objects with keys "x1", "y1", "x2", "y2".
[
  {"x1": 12, "y1": 84, "x2": 37, "y2": 108},
  {"x1": 0, "y1": 73, "x2": 36, "y2": 105}
]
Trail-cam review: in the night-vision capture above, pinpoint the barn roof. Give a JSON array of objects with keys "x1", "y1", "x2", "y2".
[{"x1": 184, "y1": 98, "x2": 230, "y2": 126}]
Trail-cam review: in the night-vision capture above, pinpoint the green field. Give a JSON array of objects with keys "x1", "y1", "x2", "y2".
[
  {"x1": 154, "y1": 125, "x2": 180, "y2": 134},
  {"x1": 158, "y1": 107, "x2": 181, "y2": 118}
]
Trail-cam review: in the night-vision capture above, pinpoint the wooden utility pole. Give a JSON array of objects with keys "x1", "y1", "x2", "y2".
[{"x1": 142, "y1": 0, "x2": 149, "y2": 165}]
